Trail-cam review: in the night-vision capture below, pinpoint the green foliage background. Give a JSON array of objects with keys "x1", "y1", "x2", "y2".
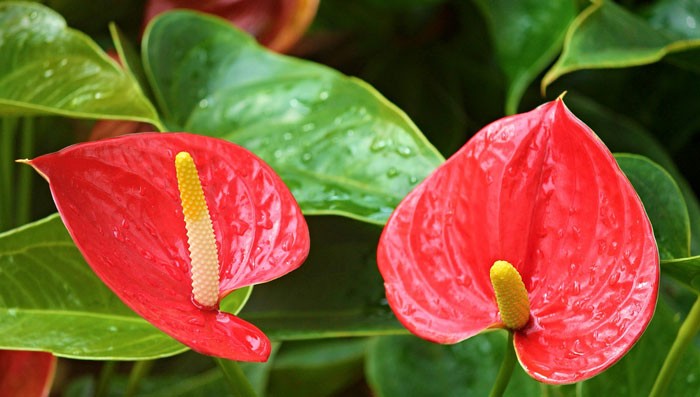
[{"x1": 1, "y1": 0, "x2": 700, "y2": 395}]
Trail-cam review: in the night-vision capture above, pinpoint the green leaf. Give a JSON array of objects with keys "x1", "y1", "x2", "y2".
[
  {"x1": 0, "y1": 2, "x2": 161, "y2": 126},
  {"x1": 0, "y1": 214, "x2": 251, "y2": 360},
  {"x1": 615, "y1": 154, "x2": 690, "y2": 260},
  {"x1": 239, "y1": 216, "x2": 404, "y2": 339},
  {"x1": 663, "y1": 256, "x2": 700, "y2": 294},
  {"x1": 266, "y1": 339, "x2": 367, "y2": 397},
  {"x1": 475, "y1": 0, "x2": 576, "y2": 114},
  {"x1": 365, "y1": 331, "x2": 540, "y2": 397},
  {"x1": 572, "y1": 298, "x2": 700, "y2": 396},
  {"x1": 643, "y1": 0, "x2": 700, "y2": 40},
  {"x1": 542, "y1": 1, "x2": 700, "y2": 91},
  {"x1": 142, "y1": 10, "x2": 444, "y2": 224}
]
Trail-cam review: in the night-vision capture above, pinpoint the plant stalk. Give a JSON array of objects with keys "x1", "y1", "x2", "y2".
[
  {"x1": 649, "y1": 295, "x2": 700, "y2": 397},
  {"x1": 214, "y1": 358, "x2": 258, "y2": 397},
  {"x1": 94, "y1": 361, "x2": 117, "y2": 397},
  {"x1": 124, "y1": 360, "x2": 155, "y2": 397},
  {"x1": 489, "y1": 331, "x2": 516, "y2": 397}
]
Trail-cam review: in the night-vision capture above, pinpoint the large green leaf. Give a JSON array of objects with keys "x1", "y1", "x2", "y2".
[
  {"x1": 615, "y1": 154, "x2": 690, "y2": 260},
  {"x1": 142, "y1": 10, "x2": 444, "y2": 224},
  {"x1": 475, "y1": 0, "x2": 576, "y2": 114},
  {"x1": 0, "y1": 214, "x2": 250, "y2": 360},
  {"x1": 239, "y1": 216, "x2": 404, "y2": 339},
  {"x1": 0, "y1": 2, "x2": 160, "y2": 125},
  {"x1": 365, "y1": 331, "x2": 540, "y2": 397},
  {"x1": 542, "y1": 1, "x2": 700, "y2": 91}
]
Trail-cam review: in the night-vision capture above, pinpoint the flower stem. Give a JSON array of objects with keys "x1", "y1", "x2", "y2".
[
  {"x1": 94, "y1": 361, "x2": 117, "y2": 397},
  {"x1": 125, "y1": 360, "x2": 154, "y2": 397},
  {"x1": 489, "y1": 331, "x2": 516, "y2": 397},
  {"x1": 214, "y1": 358, "x2": 258, "y2": 397},
  {"x1": 649, "y1": 295, "x2": 700, "y2": 397},
  {"x1": 16, "y1": 117, "x2": 35, "y2": 225}
]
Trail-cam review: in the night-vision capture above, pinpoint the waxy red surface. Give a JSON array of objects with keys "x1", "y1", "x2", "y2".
[
  {"x1": 377, "y1": 99, "x2": 659, "y2": 384},
  {"x1": 0, "y1": 350, "x2": 56, "y2": 397},
  {"x1": 29, "y1": 133, "x2": 310, "y2": 362}
]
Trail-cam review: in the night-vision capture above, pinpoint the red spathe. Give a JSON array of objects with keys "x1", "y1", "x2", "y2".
[
  {"x1": 29, "y1": 133, "x2": 310, "y2": 362},
  {"x1": 376, "y1": 99, "x2": 659, "y2": 384}
]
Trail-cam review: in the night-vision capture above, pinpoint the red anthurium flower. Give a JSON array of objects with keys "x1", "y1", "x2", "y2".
[
  {"x1": 25, "y1": 133, "x2": 309, "y2": 362},
  {"x1": 376, "y1": 99, "x2": 659, "y2": 384},
  {"x1": 143, "y1": 0, "x2": 319, "y2": 53},
  {"x1": 0, "y1": 351, "x2": 56, "y2": 397}
]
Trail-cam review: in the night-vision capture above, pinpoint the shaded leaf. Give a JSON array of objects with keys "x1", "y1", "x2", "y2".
[
  {"x1": 567, "y1": 94, "x2": 700, "y2": 255},
  {"x1": 663, "y1": 256, "x2": 700, "y2": 293},
  {"x1": 643, "y1": 0, "x2": 700, "y2": 40},
  {"x1": 0, "y1": 214, "x2": 189, "y2": 359},
  {"x1": 0, "y1": 3, "x2": 160, "y2": 125},
  {"x1": 365, "y1": 332, "x2": 540, "y2": 397},
  {"x1": 143, "y1": 10, "x2": 444, "y2": 224},
  {"x1": 475, "y1": 0, "x2": 576, "y2": 114},
  {"x1": 616, "y1": 154, "x2": 690, "y2": 260},
  {"x1": 240, "y1": 216, "x2": 404, "y2": 339},
  {"x1": 267, "y1": 339, "x2": 367, "y2": 397},
  {"x1": 542, "y1": 1, "x2": 700, "y2": 91}
]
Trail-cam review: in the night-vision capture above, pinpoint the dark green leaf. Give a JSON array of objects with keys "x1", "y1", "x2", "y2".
[
  {"x1": 543, "y1": 1, "x2": 700, "y2": 91},
  {"x1": 615, "y1": 154, "x2": 690, "y2": 260},
  {"x1": 142, "y1": 10, "x2": 444, "y2": 224},
  {"x1": 0, "y1": 2, "x2": 160, "y2": 126},
  {"x1": 0, "y1": 214, "x2": 251, "y2": 359},
  {"x1": 475, "y1": 0, "x2": 576, "y2": 114},
  {"x1": 365, "y1": 331, "x2": 540, "y2": 397},
  {"x1": 663, "y1": 256, "x2": 700, "y2": 293},
  {"x1": 267, "y1": 339, "x2": 367, "y2": 397},
  {"x1": 239, "y1": 216, "x2": 404, "y2": 339},
  {"x1": 643, "y1": 0, "x2": 700, "y2": 40},
  {"x1": 567, "y1": 94, "x2": 700, "y2": 255}
]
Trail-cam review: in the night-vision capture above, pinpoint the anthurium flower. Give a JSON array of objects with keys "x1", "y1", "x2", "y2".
[
  {"x1": 143, "y1": 0, "x2": 319, "y2": 52},
  {"x1": 25, "y1": 133, "x2": 310, "y2": 362},
  {"x1": 0, "y1": 350, "x2": 56, "y2": 397},
  {"x1": 376, "y1": 99, "x2": 659, "y2": 384}
]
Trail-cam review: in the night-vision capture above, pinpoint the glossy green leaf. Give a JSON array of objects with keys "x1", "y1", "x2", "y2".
[
  {"x1": 0, "y1": 2, "x2": 160, "y2": 126},
  {"x1": 0, "y1": 214, "x2": 250, "y2": 360},
  {"x1": 475, "y1": 0, "x2": 576, "y2": 114},
  {"x1": 616, "y1": 154, "x2": 690, "y2": 260},
  {"x1": 239, "y1": 216, "x2": 404, "y2": 339},
  {"x1": 663, "y1": 256, "x2": 700, "y2": 293},
  {"x1": 643, "y1": 0, "x2": 700, "y2": 40},
  {"x1": 142, "y1": 10, "x2": 444, "y2": 224},
  {"x1": 542, "y1": 1, "x2": 700, "y2": 91},
  {"x1": 365, "y1": 331, "x2": 540, "y2": 397},
  {"x1": 267, "y1": 339, "x2": 367, "y2": 397}
]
